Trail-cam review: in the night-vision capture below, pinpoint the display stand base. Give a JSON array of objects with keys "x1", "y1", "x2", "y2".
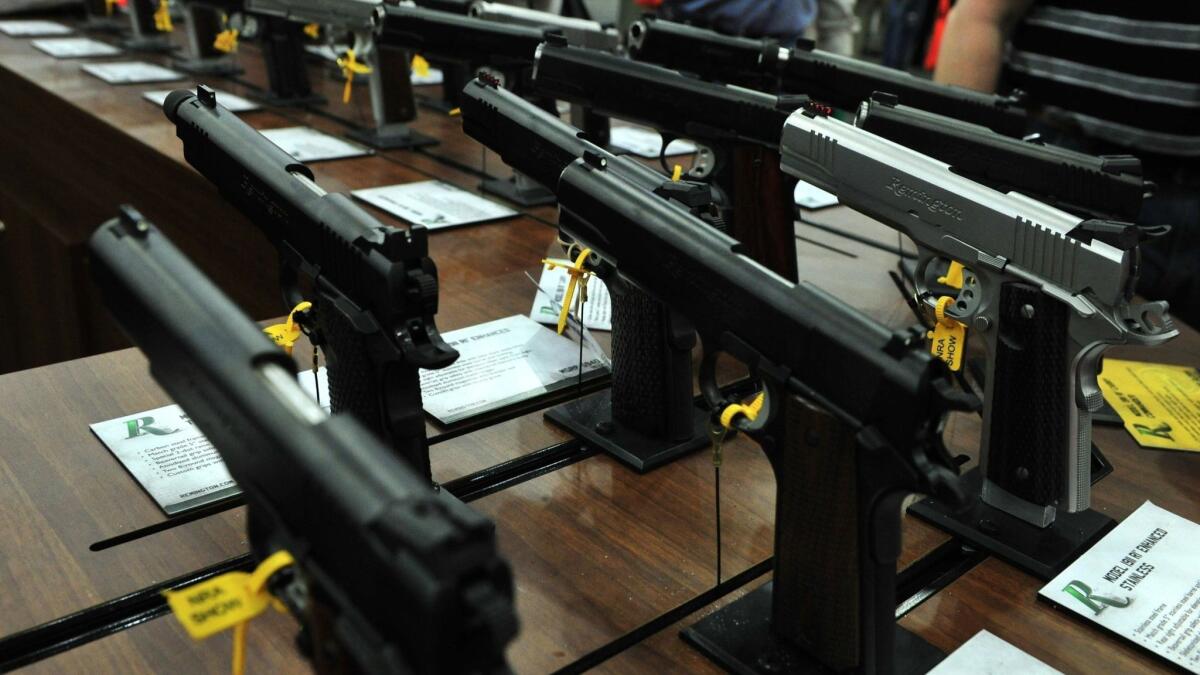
[
  {"x1": 120, "y1": 36, "x2": 175, "y2": 53},
  {"x1": 480, "y1": 176, "x2": 556, "y2": 207},
  {"x1": 253, "y1": 92, "x2": 326, "y2": 108},
  {"x1": 172, "y1": 57, "x2": 242, "y2": 77},
  {"x1": 346, "y1": 125, "x2": 438, "y2": 151},
  {"x1": 417, "y1": 96, "x2": 457, "y2": 114},
  {"x1": 908, "y1": 466, "x2": 1115, "y2": 580},
  {"x1": 544, "y1": 389, "x2": 708, "y2": 473},
  {"x1": 82, "y1": 16, "x2": 124, "y2": 33},
  {"x1": 682, "y1": 582, "x2": 945, "y2": 675}
]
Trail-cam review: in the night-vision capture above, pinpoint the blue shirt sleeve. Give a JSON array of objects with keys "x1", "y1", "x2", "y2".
[{"x1": 661, "y1": 0, "x2": 818, "y2": 42}]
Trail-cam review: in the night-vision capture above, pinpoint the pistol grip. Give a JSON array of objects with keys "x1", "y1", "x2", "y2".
[
  {"x1": 316, "y1": 295, "x2": 432, "y2": 481},
  {"x1": 369, "y1": 43, "x2": 419, "y2": 126},
  {"x1": 609, "y1": 286, "x2": 695, "y2": 441},
  {"x1": 982, "y1": 282, "x2": 1084, "y2": 522},
  {"x1": 262, "y1": 18, "x2": 314, "y2": 101},
  {"x1": 772, "y1": 395, "x2": 862, "y2": 671}
]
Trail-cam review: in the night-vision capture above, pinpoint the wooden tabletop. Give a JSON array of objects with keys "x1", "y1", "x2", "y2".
[{"x1": 1, "y1": 12, "x2": 1198, "y2": 675}]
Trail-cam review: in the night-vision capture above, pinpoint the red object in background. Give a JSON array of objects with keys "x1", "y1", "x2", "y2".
[
  {"x1": 635, "y1": 0, "x2": 662, "y2": 6},
  {"x1": 924, "y1": 0, "x2": 952, "y2": 71}
]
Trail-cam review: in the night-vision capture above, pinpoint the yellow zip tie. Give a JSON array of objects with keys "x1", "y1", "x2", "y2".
[
  {"x1": 937, "y1": 260, "x2": 965, "y2": 289},
  {"x1": 231, "y1": 622, "x2": 247, "y2": 675},
  {"x1": 540, "y1": 248, "x2": 593, "y2": 335},
  {"x1": 162, "y1": 549, "x2": 295, "y2": 641},
  {"x1": 448, "y1": 107, "x2": 461, "y2": 117},
  {"x1": 303, "y1": 23, "x2": 320, "y2": 39},
  {"x1": 336, "y1": 48, "x2": 372, "y2": 104},
  {"x1": 412, "y1": 54, "x2": 431, "y2": 77},
  {"x1": 154, "y1": 0, "x2": 173, "y2": 32},
  {"x1": 263, "y1": 301, "x2": 312, "y2": 355},
  {"x1": 671, "y1": 164, "x2": 683, "y2": 182},
  {"x1": 927, "y1": 295, "x2": 967, "y2": 371},
  {"x1": 718, "y1": 391, "x2": 765, "y2": 430},
  {"x1": 213, "y1": 28, "x2": 238, "y2": 53}
]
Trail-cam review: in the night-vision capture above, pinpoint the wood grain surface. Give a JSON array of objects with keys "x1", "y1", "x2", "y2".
[{"x1": 1, "y1": 13, "x2": 1197, "y2": 675}]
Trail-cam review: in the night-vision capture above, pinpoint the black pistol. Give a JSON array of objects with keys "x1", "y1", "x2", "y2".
[
  {"x1": 89, "y1": 207, "x2": 517, "y2": 674},
  {"x1": 163, "y1": 85, "x2": 457, "y2": 481}
]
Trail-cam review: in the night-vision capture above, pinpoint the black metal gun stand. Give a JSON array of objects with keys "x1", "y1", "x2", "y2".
[
  {"x1": 121, "y1": 0, "x2": 175, "y2": 52},
  {"x1": 344, "y1": 44, "x2": 438, "y2": 150},
  {"x1": 173, "y1": 3, "x2": 242, "y2": 76},
  {"x1": 82, "y1": 0, "x2": 125, "y2": 33},
  {"x1": 683, "y1": 396, "x2": 945, "y2": 674},
  {"x1": 545, "y1": 282, "x2": 709, "y2": 473},
  {"x1": 908, "y1": 283, "x2": 1114, "y2": 580}
]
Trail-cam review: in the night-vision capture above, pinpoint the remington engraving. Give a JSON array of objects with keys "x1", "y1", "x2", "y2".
[{"x1": 885, "y1": 177, "x2": 963, "y2": 221}]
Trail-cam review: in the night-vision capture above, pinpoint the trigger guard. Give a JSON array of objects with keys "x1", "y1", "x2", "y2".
[
  {"x1": 280, "y1": 265, "x2": 305, "y2": 310},
  {"x1": 732, "y1": 383, "x2": 773, "y2": 435},
  {"x1": 698, "y1": 348, "x2": 724, "y2": 417},
  {"x1": 657, "y1": 136, "x2": 678, "y2": 174}
]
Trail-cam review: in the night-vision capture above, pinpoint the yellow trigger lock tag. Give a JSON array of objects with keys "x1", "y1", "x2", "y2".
[
  {"x1": 447, "y1": 107, "x2": 461, "y2": 117},
  {"x1": 263, "y1": 301, "x2": 312, "y2": 356},
  {"x1": 162, "y1": 550, "x2": 295, "y2": 641},
  {"x1": 412, "y1": 54, "x2": 431, "y2": 77},
  {"x1": 336, "y1": 48, "x2": 372, "y2": 104},
  {"x1": 927, "y1": 296, "x2": 967, "y2": 372},
  {"x1": 154, "y1": 0, "x2": 173, "y2": 32},
  {"x1": 540, "y1": 248, "x2": 593, "y2": 335},
  {"x1": 719, "y1": 391, "x2": 765, "y2": 431},
  {"x1": 213, "y1": 28, "x2": 239, "y2": 53},
  {"x1": 671, "y1": 164, "x2": 683, "y2": 182},
  {"x1": 303, "y1": 23, "x2": 320, "y2": 39},
  {"x1": 937, "y1": 260, "x2": 965, "y2": 289}
]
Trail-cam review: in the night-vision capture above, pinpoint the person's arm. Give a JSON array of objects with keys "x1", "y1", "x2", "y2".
[{"x1": 934, "y1": 0, "x2": 1033, "y2": 92}]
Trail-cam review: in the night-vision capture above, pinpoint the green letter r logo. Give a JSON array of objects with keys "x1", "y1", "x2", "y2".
[{"x1": 1062, "y1": 580, "x2": 1131, "y2": 615}]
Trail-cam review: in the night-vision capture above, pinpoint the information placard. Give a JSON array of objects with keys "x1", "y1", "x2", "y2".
[
  {"x1": 530, "y1": 263, "x2": 611, "y2": 331},
  {"x1": 259, "y1": 126, "x2": 371, "y2": 163},
  {"x1": 90, "y1": 404, "x2": 238, "y2": 515},
  {"x1": 353, "y1": 180, "x2": 517, "y2": 230},
  {"x1": 31, "y1": 37, "x2": 120, "y2": 58},
  {"x1": 82, "y1": 61, "x2": 186, "y2": 84},
  {"x1": 1041, "y1": 501, "x2": 1200, "y2": 673},
  {"x1": 929, "y1": 630, "x2": 1060, "y2": 675},
  {"x1": 610, "y1": 126, "x2": 697, "y2": 158},
  {"x1": 419, "y1": 315, "x2": 608, "y2": 425},
  {"x1": 0, "y1": 20, "x2": 72, "y2": 36}
]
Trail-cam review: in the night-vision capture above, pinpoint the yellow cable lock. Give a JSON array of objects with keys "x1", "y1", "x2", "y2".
[
  {"x1": 263, "y1": 301, "x2": 312, "y2": 355},
  {"x1": 336, "y1": 48, "x2": 372, "y2": 104},
  {"x1": 153, "y1": 0, "x2": 173, "y2": 32},
  {"x1": 213, "y1": 28, "x2": 238, "y2": 53},
  {"x1": 671, "y1": 164, "x2": 683, "y2": 181},
  {"x1": 937, "y1": 260, "x2": 965, "y2": 289},
  {"x1": 412, "y1": 54, "x2": 431, "y2": 78},
  {"x1": 719, "y1": 391, "x2": 765, "y2": 430},
  {"x1": 540, "y1": 248, "x2": 593, "y2": 335},
  {"x1": 927, "y1": 295, "x2": 967, "y2": 371},
  {"x1": 163, "y1": 550, "x2": 295, "y2": 675},
  {"x1": 302, "y1": 23, "x2": 320, "y2": 39}
]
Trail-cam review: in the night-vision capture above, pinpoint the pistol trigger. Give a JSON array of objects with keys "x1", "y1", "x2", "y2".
[{"x1": 657, "y1": 134, "x2": 678, "y2": 174}]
